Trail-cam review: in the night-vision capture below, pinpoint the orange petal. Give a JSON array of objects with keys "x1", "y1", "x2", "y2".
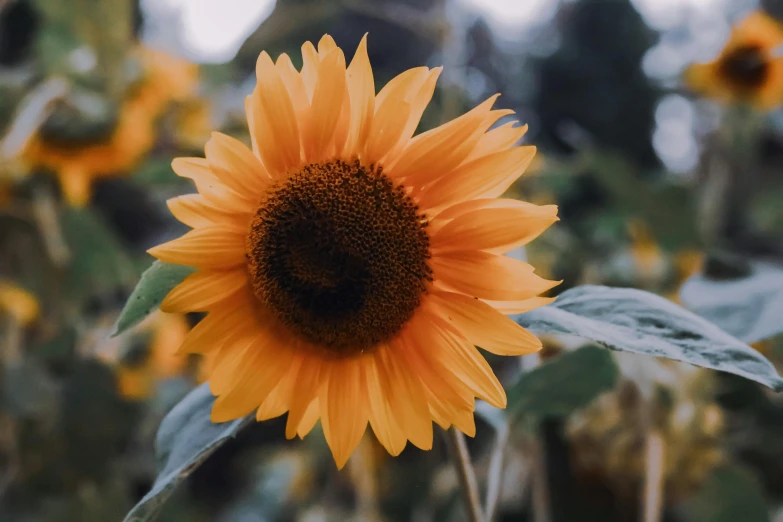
[
  {"x1": 300, "y1": 41, "x2": 320, "y2": 101},
  {"x1": 418, "y1": 145, "x2": 537, "y2": 213},
  {"x1": 429, "y1": 291, "x2": 542, "y2": 355},
  {"x1": 430, "y1": 250, "x2": 559, "y2": 301},
  {"x1": 172, "y1": 157, "x2": 254, "y2": 211},
  {"x1": 424, "y1": 311, "x2": 507, "y2": 408},
  {"x1": 464, "y1": 122, "x2": 528, "y2": 163},
  {"x1": 364, "y1": 67, "x2": 430, "y2": 164},
  {"x1": 297, "y1": 399, "x2": 320, "y2": 438},
  {"x1": 257, "y1": 355, "x2": 303, "y2": 421},
  {"x1": 285, "y1": 349, "x2": 325, "y2": 439},
  {"x1": 345, "y1": 34, "x2": 375, "y2": 152},
  {"x1": 275, "y1": 53, "x2": 309, "y2": 124},
  {"x1": 364, "y1": 352, "x2": 408, "y2": 456},
  {"x1": 331, "y1": 84, "x2": 352, "y2": 157},
  {"x1": 377, "y1": 341, "x2": 433, "y2": 451},
  {"x1": 384, "y1": 67, "x2": 442, "y2": 163},
  {"x1": 398, "y1": 328, "x2": 473, "y2": 413},
  {"x1": 205, "y1": 131, "x2": 271, "y2": 195},
  {"x1": 147, "y1": 226, "x2": 246, "y2": 269},
  {"x1": 161, "y1": 269, "x2": 248, "y2": 313},
  {"x1": 177, "y1": 293, "x2": 256, "y2": 355},
  {"x1": 251, "y1": 52, "x2": 302, "y2": 175},
  {"x1": 389, "y1": 95, "x2": 501, "y2": 186},
  {"x1": 322, "y1": 359, "x2": 369, "y2": 469},
  {"x1": 362, "y1": 100, "x2": 411, "y2": 165},
  {"x1": 167, "y1": 194, "x2": 249, "y2": 229},
  {"x1": 317, "y1": 34, "x2": 338, "y2": 55},
  {"x1": 303, "y1": 49, "x2": 347, "y2": 162},
  {"x1": 432, "y1": 204, "x2": 558, "y2": 254},
  {"x1": 211, "y1": 332, "x2": 295, "y2": 422}
]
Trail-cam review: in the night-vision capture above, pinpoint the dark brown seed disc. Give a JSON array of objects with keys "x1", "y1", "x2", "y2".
[
  {"x1": 718, "y1": 45, "x2": 769, "y2": 91},
  {"x1": 246, "y1": 158, "x2": 432, "y2": 355}
]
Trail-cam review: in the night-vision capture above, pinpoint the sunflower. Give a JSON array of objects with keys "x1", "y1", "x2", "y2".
[
  {"x1": 116, "y1": 312, "x2": 192, "y2": 401},
  {"x1": 22, "y1": 46, "x2": 199, "y2": 207},
  {"x1": 150, "y1": 35, "x2": 559, "y2": 468},
  {"x1": 0, "y1": 279, "x2": 39, "y2": 326},
  {"x1": 685, "y1": 11, "x2": 783, "y2": 109}
]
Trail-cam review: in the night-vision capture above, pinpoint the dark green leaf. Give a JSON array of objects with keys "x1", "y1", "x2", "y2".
[
  {"x1": 507, "y1": 346, "x2": 618, "y2": 418},
  {"x1": 3, "y1": 361, "x2": 59, "y2": 419},
  {"x1": 517, "y1": 285, "x2": 783, "y2": 391},
  {"x1": 681, "y1": 261, "x2": 783, "y2": 344},
  {"x1": 62, "y1": 207, "x2": 137, "y2": 300},
  {"x1": 112, "y1": 261, "x2": 195, "y2": 337},
  {"x1": 686, "y1": 464, "x2": 769, "y2": 522},
  {"x1": 123, "y1": 384, "x2": 249, "y2": 522}
]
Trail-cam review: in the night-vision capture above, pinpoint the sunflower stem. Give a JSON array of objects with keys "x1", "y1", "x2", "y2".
[
  {"x1": 484, "y1": 421, "x2": 509, "y2": 522},
  {"x1": 641, "y1": 428, "x2": 666, "y2": 522},
  {"x1": 446, "y1": 427, "x2": 485, "y2": 522}
]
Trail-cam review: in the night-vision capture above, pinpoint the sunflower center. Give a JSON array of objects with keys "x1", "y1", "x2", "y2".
[
  {"x1": 719, "y1": 45, "x2": 769, "y2": 90},
  {"x1": 246, "y1": 158, "x2": 432, "y2": 355}
]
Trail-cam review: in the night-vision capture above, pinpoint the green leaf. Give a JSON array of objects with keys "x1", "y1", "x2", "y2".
[
  {"x1": 62, "y1": 207, "x2": 137, "y2": 300},
  {"x1": 517, "y1": 285, "x2": 783, "y2": 391},
  {"x1": 123, "y1": 384, "x2": 250, "y2": 522},
  {"x1": 681, "y1": 260, "x2": 783, "y2": 344},
  {"x1": 113, "y1": 261, "x2": 195, "y2": 337},
  {"x1": 507, "y1": 346, "x2": 618, "y2": 418},
  {"x1": 686, "y1": 464, "x2": 770, "y2": 522}
]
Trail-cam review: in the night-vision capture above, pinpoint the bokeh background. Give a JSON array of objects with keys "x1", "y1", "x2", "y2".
[{"x1": 2, "y1": 0, "x2": 783, "y2": 520}]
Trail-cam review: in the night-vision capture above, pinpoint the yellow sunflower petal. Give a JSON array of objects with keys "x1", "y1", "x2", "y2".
[
  {"x1": 211, "y1": 331, "x2": 295, "y2": 422},
  {"x1": 430, "y1": 250, "x2": 559, "y2": 301},
  {"x1": 147, "y1": 225, "x2": 246, "y2": 269},
  {"x1": 303, "y1": 49, "x2": 347, "y2": 162},
  {"x1": 432, "y1": 203, "x2": 558, "y2": 254},
  {"x1": 464, "y1": 122, "x2": 528, "y2": 163},
  {"x1": 418, "y1": 145, "x2": 537, "y2": 212},
  {"x1": 426, "y1": 312, "x2": 507, "y2": 408},
  {"x1": 167, "y1": 194, "x2": 247, "y2": 229},
  {"x1": 275, "y1": 53, "x2": 309, "y2": 121},
  {"x1": 345, "y1": 34, "x2": 375, "y2": 152},
  {"x1": 161, "y1": 269, "x2": 247, "y2": 313},
  {"x1": 285, "y1": 350, "x2": 324, "y2": 439},
  {"x1": 378, "y1": 341, "x2": 433, "y2": 450},
  {"x1": 389, "y1": 95, "x2": 501, "y2": 185},
  {"x1": 322, "y1": 359, "x2": 369, "y2": 468},
  {"x1": 429, "y1": 290, "x2": 542, "y2": 355},
  {"x1": 300, "y1": 41, "x2": 320, "y2": 101},
  {"x1": 172, "y1": 157, "x2": 254, "y2": 211},
  {"x1": 205, "y1": 131, "x2": 271, "y2": 195},
  {"x1": 365, "y1": 353, "x2": 408, "y2": 456}
]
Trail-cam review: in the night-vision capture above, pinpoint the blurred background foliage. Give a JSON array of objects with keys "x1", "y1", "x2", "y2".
[{"x1": 1, "y1": 0, "x2": 783, "y2": 520}]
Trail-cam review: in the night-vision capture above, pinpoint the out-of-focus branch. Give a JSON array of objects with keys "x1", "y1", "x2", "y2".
[
  {"x1": 0, "y1": 77, "x2": 68, "y2": 162},
  {"x1": 446, "y1": 427, "x2": 485, "y2": 522},
  {"x1": 641, "y1": 429, "x2": 666, "y2": 522},
  {"x1": 520, "y1": 353, "x2": 551, "y2": 522},
  {"x1": 484, "y1": 420, "x2": 509, "y2": 522}
]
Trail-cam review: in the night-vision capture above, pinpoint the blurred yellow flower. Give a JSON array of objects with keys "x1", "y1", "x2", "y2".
[
  {"x1": 22, "y1": 46, "x2": 200, "y2": 207},
  {"x1": 116, "y1": 312, "x2": 192, "y2": 401},
  {"x1": 0, "y1": 279, "x2": 40, "y2": 326},
  {"x1": 685, "y1": 11, "x2": 783, "y2": 109}
]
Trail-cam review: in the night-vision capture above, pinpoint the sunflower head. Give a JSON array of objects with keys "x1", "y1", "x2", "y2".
[
  {"x1": 685, "y1": 11, "x2": 783, "y2": 108},
  {"x1": 151, "y1": 34, "x2": 559, "y2": 468}
]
